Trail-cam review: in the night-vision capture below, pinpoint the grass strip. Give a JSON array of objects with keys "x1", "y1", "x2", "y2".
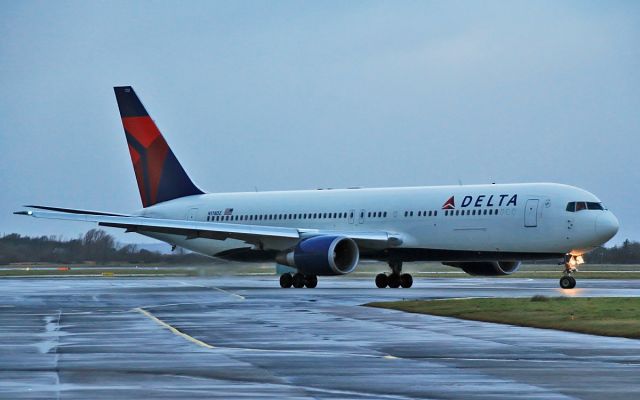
[{"x1": 367, "y1": 297, "x2": 640, "y2": 339}]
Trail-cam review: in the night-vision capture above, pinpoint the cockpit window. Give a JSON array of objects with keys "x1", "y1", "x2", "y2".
[
  {"x1": 566, "y1": 201, "x2": 605, "y2": 212},
  {"x1": 587, "y1": 202, "x2": 604, "y2": 210}
]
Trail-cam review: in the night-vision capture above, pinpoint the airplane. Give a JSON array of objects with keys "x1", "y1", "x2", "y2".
[{"x1": 15, "y1": 86, "x2": 619, "y2": 289}]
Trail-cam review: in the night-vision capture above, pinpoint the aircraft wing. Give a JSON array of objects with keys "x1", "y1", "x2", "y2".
[{"x1": 14, "y1": 208, "x2": 400, "y2": 247}]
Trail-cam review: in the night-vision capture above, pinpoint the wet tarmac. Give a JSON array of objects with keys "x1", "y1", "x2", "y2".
[{"x1": 0, "y1": 276, "x2": 639, "y2": 399}]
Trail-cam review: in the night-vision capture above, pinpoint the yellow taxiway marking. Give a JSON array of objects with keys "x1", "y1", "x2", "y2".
[
  {"x1": 134, "y1": 307, "x2": 401, "y2": 360},
  {"x1": 134, "y1": 307, "x2": 215, "y2": 349}
]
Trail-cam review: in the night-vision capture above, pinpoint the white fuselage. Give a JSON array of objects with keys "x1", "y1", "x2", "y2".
[{"x1": 136, "y1": 182, "x2": 618, "y2": 262}]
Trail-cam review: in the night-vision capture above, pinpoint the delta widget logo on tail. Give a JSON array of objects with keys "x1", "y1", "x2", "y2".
[{"x1": 442, "y1": 194, "x2": 518, "y2": 210}]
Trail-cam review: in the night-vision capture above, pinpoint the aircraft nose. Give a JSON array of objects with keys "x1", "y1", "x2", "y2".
[{"x1": 595, "y1": 212, "x2": 619, "y2": 243}]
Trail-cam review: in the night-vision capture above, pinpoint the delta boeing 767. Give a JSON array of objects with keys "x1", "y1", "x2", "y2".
[{"x1": 16, "y1": 86, "x2": 619, "y2": 289}]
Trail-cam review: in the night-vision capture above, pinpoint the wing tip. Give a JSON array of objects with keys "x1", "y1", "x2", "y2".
[{"x1": 14, "y1": 211, "x2": 32, "y2": 216}]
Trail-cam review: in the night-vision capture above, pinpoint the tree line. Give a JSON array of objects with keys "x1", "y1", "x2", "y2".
[
  {"x1": 585, "y1": 239, "x2": 640, "y2": 264},
  {"x1": 0, "y1": 229, "x2": 213, "y2": 264},
  {"x1": 1, "y1": 229, "x2": 638, "y2": 264}
]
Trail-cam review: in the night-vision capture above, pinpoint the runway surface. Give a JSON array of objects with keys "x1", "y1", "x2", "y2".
[{"x1": 0, "y1": 276, "x2": 639, "y2": 399}]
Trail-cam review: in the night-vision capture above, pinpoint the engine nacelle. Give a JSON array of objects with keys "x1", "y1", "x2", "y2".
[
  {"x1": 444, "y1": 261, "x2": 521, "y2": 276},
  {"x1": 276, "y1": 236, "x2": 360, "y2": 276}
]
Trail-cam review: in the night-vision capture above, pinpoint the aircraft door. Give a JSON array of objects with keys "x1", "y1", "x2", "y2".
[
  {"x1": 524, "y1": 199, "x2": 539, "y2": 227},
  {"x1": 348, "y1": 209, "x2": 355, "y2": 224},
  {"x1": 359, "y1": 209, "x2": 365, "y2": 224}
]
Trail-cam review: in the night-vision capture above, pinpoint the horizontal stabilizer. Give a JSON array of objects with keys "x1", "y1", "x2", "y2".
[{"x1": 22, "y1": 205, "x2": 130, "y2": 217}]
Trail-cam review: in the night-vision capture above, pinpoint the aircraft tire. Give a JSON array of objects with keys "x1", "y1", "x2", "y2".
[
  {"x1": 388, "y1": 274, "x2": 401, "y2": 288},
  {"x1": 559, "y1": 276, "x2": 576, "y2": 289},
  {"x1": 305, "y1": 275, "x2": 318, "y2": 288},
  {"x1": 400, "y1": 273, "x2": 413, "y2": 288},
  {"x1": 279, "y1": 273, "x2": 293, "y2": 288},
  {"x1": 292, "y1": 273, "x2": 306, "y2": 288},
  {"x1": 375, "y1": 273, "x2": 388, "y2": 288}
]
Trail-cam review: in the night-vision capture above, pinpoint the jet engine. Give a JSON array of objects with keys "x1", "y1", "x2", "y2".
[
  {"x1": 443, "y1": 261, "x2": 521, "y2": 276},
  {"x1": 276, "y1": 236, "x2": 359, "y2": 276}
]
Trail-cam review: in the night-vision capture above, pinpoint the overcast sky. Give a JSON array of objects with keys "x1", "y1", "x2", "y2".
[{"x1": 1, "y1": 1, "x2": 638, "y2": 246}]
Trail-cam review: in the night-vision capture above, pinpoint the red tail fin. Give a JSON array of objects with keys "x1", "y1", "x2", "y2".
[{"x1": 114, "y1": 86, "x2": 204, "y2": 207}]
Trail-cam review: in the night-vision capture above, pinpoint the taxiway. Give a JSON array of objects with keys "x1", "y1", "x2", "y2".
[{"x1": 0, "y1": 276, "x2": 639, "y2": 399}]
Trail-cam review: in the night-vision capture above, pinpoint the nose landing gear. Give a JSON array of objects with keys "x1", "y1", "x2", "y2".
[
  {"x1": 559, "y1": 254, "x2": 583, "y2": 289},
  {"x1": 376, "y1": 261, "x2": 413, "y2": 288}
]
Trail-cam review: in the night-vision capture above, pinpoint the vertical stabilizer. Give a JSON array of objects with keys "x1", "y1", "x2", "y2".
[{"x1": 114, "y1": 86, "x2": 204, "y2": 207}]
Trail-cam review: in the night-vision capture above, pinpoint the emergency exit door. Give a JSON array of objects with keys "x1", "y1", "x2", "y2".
[{"x1": 524, "y1": 199, "x2": 539, "y2": 227}]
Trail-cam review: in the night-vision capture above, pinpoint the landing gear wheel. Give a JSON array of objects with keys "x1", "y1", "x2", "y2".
[
  {"x1": 559, "y1": 275, "x2": 576, "y2": 289},
  {"x1": 305, "y1": 275, "x2": 318, "y2": 288},
  {"x1": 559, "y1": 254, "x2": 581, "y2": 289},
  {"x1": 292, "y1": 273, "x2": 305, "y2": 288},
  {"x1": 388, "y1": 274, "x2": 400, "y2": 288},
  {"x1": 375, "y1": 273, "x2": 388, "y2": 288},
  {"x1": 400, "y1": 273, "x2": 413, "y2": 288},
  {"x1": 279, "y1": 273, "x2": 293, "y2": 288}
]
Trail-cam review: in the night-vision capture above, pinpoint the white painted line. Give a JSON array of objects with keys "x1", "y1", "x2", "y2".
[
  {"x1": 134, "y1": 307, "x2": 215, "y2": 349},
  {"x1": 211, "y1": 286, "x2": 245, "y2": 300},
  {"x1": 178, "y1": 281, "x2": 245, "y2": 300}
]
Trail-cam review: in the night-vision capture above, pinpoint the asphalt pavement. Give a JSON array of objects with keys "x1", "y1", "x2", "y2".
[{"x1": 0, "y1": 275, "x2": 639, "y2": 399}]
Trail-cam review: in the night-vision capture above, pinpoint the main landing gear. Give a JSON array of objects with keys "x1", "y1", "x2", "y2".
[
  {"x1": 279, "y1": 272, "x2": 317, "y2": 289},
  {"x1": 376, "y1": 260, "x2": 413, "y2": 288},
  {"x1": 559, "y1": 254, "x2": 583, "y2": 289}
]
